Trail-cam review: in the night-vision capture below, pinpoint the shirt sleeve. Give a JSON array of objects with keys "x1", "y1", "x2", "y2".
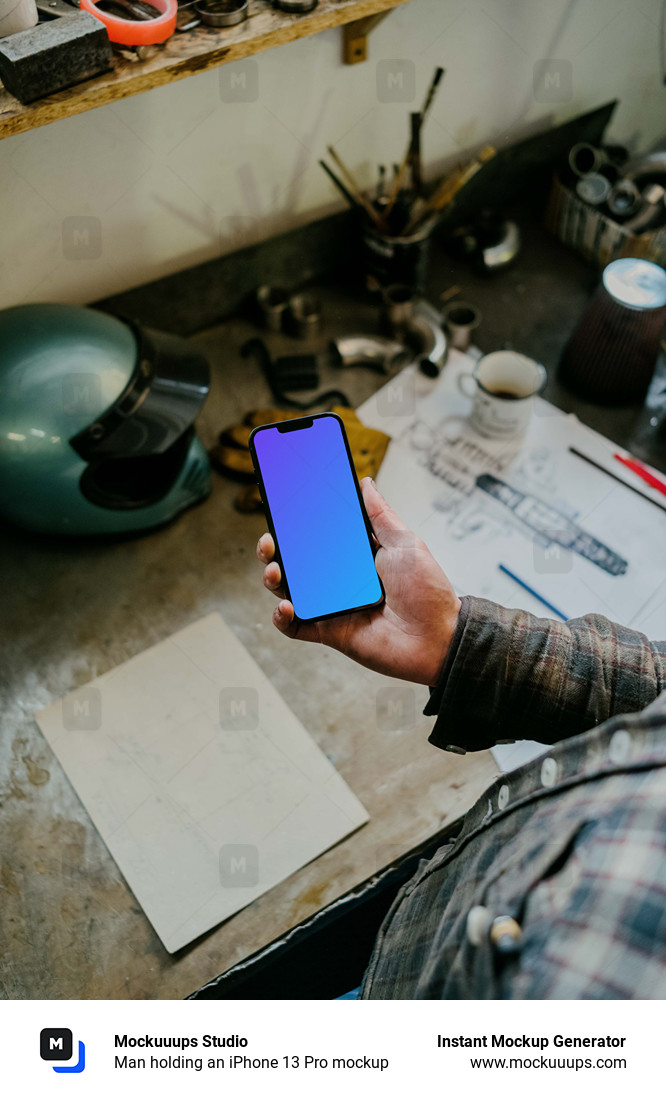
[{"x1": 424, "y1": 595, "x2": 666, "y2": 753}]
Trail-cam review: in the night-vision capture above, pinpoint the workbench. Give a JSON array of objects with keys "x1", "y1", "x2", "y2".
[{"x1": 1, "y1": 220, "x2": 664, "y2": 999}]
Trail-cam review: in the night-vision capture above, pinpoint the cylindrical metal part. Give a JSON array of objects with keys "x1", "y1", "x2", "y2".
[
  {"x1": 443, "y1": 301, "x2": 482, "y2": 352},
  {"x1": 256, "y1": 285, "x2": 289, "y2": 332},
  {"x1": 381, "y1": 283, "x2": 415, "y2": 337},
  {"x1": 568, "y1": 142, "x2": 605, "y2": 178},
  {"x1": 272, "y1": 0, "x2": 317, "y2": 11},
  {"x1": 194, "y1": 0, "x2": 247, "y2": 24},
  {"x1": 575, "y1": 172, "x2": 611, "y2": 206},
  {"x1": 287, "y1": 293, "x2": 322, "y2": 339},
  {"x1": 607, "y1": 178, "x2": 641, "y2": 219}
]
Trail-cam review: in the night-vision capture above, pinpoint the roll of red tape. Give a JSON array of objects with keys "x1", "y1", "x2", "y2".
[{"x1": 81, "y1": 0, "x2": 177, "y2": 45}]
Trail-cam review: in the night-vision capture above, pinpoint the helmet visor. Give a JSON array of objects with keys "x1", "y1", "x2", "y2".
[{"x1": 70, "y1": 323, "x2": 210, "y2": 460}]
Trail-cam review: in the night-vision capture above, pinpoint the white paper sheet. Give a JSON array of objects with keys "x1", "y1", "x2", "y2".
[
  {"x1": 35, "y1": 613, "x2": 369, "y2": 952},
  {"x1": 358, "y1": 351, "x2": 666, "y2": 771}
]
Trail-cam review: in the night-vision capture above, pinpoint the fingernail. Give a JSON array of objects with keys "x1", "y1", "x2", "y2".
[{"x1": 274, "y1": 607, "x2": 283, "y2": 622}]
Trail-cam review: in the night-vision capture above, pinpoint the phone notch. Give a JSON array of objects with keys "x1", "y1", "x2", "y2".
[{"x1": 277, "y1": 417, "x2": 313, "y2": 433}]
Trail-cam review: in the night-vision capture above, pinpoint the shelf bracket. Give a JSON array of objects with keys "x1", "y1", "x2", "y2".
[{"x1": 342, "y1": 11, "x2": 391, "y2": 64}]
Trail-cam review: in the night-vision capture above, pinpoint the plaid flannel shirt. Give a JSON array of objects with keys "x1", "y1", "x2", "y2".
[{"x1": 361, "y1": 596, "x2": 666, "y2": 999}]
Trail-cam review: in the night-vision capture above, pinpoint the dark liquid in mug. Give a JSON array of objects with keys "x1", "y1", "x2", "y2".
[{"x1": 487, "y1": 387, "x2": 522, "y2": 400}]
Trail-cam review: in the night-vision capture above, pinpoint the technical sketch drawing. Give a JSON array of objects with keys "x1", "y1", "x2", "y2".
[{"x1": 476, "y1": 473, "x2": 628, "y2": 576}]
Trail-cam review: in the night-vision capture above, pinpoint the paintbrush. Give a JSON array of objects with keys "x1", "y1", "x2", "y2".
[
  {"x1": 409, "y1": 112, "x2": 422, "y2": 194},
  {"x1": 326, "y1": 145, "x2": 387, "y2": 230},
  {"x1": 376, "y1": 164, "x2": 386, "y2": 199},
  {"x1": 383, "y1": 66, "x2": 445, "y2": 220},
  {"x1": 319, "y1": 159, "x2": 361, "y2": 213},
  {"x1": 403, "y1": 144, "x2": 495, "y2": 235},
  {"x1": 420, "y1": 64, "x2": 445, "y2": 119}
]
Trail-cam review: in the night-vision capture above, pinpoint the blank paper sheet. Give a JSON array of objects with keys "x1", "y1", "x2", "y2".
[{"x1": 35, "y1": 613, "x2": 369, "y2": 953}]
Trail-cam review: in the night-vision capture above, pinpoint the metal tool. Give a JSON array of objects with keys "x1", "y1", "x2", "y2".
[
  {"x1": 443, "y1": 301, "x2": 481, "y2": 352},
  {"x1": 35, "y1": 0, "x2": 79, "y2": 14},
  {"x1": 288, "y1": 293, "x2": 322, "y2": 339},
  {"x1": 194, "y1": 0, "x2": 246, "y2": 26},
  {"x1": 255, "y1": 285, "x2": 290, "y2": 332},
  {"x1": 272, "y1": 0, "x2": 317, "y2": 11},
  {"x1": 97, "y1": 0, "x2": 161, "y2": 19}
]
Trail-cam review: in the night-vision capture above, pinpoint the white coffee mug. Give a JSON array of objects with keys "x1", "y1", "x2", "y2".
[{"x1": 458, "y1": 350, "x2": 546, "y2": 439}]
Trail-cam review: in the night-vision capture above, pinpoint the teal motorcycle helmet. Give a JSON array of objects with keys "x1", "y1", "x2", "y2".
[{"x1": 0, "y1": 303, "x2": 211, "y2": 535}]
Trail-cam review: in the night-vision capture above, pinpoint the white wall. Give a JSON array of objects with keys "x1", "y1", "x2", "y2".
[{"x1": 1, "y1": 0, "x2": 664, "y2": 309}]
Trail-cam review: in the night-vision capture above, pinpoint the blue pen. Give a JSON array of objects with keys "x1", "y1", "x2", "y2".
[{"x1": 498, "y1": 564, "x2": 569, "y2": 621}]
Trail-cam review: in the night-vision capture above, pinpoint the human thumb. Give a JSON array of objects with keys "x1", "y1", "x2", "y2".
[{"x1": 360, "y1": 477, "x2": 411, "y2": 548}]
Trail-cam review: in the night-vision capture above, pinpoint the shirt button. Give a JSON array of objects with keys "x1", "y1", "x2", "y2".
[
  {"x1": 466, "y1": 905, "x2": 491, "y2": 946},
  {"x1": 497, "y1": 784, "x2": 510, "y2": 810},
  {"x1": 540, "y1": 756, "x2": 558, "y2": 787},
  {"x1": 490, "y1": 915, "x2": 523, "y2": 955},
  {"x1": 609, "y1": 728, "x2": 631, "y2": 765}
]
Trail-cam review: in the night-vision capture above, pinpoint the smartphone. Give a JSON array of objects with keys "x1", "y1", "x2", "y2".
[{"x1": 250, "y1": 412, "x2": 384, "y2": 623}]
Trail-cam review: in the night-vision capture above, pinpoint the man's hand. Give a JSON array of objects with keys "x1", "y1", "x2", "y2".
[{"x1": 256, "y1": 477, "x2": 461, "y2": 686}]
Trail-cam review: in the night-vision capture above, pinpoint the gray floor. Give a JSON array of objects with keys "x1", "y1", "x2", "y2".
[{"x1": 1, "y1": 223, "x2": 664, "y2": 999}]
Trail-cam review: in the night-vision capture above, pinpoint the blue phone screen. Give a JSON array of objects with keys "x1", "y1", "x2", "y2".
[{"x1": 253, "y1": 415, "x2": 383, "y2": 621}]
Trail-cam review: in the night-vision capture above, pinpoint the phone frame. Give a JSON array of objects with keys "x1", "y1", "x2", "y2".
[{"x1": 249, "y1": 411, "x2": 385, "y2": 623}]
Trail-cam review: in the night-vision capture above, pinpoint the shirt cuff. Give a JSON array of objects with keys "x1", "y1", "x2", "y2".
[
  {"x1": 423, "y1": 595, "x2": 470, "y2": 721},
  {"x1": 423, "y1": 594, "x2": 518, "y2": 753},
  {"x1": 422, "y1": 591, "x2": 666, "y2": 754}
]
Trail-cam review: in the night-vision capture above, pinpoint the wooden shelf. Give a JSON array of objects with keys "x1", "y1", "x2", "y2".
[{"x1": 0, "y1": 0, "x2": 410, "y2": 139}]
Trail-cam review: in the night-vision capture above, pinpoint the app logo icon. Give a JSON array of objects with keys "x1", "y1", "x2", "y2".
[{"x1": 40, "y1": 1029, "x2": 86, "y2": 1074}]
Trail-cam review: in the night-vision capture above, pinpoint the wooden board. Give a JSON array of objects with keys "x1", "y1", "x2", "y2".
[{"x1": 0, "y1": 0, "x2": 411, "y2": 139}]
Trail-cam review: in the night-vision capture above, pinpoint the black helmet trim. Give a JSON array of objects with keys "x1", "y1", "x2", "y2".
[
  {"x1": 79, "y1": 426, "x2": 197, "y2": 511},
  {"x1": 70, "y1": 320, "x2": 210, "y2": 461}
]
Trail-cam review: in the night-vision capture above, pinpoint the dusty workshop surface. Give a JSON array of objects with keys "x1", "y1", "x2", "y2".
[
  {"x1": 2, "y1": 225, "x2": 664, "y2": 1000},
  {"x1": 0, "y1": 296, "x2": 499, "y2": 1001}
]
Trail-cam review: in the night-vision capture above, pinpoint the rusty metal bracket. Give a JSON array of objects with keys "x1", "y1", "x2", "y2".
[{"x1": 343, "y1": 11, "x2": 390, "y2": 64}]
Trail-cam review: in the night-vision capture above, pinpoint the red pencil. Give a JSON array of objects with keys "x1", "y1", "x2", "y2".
[{"x1": 613, "y1": 453, "x2": 666, "y2": 498}]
